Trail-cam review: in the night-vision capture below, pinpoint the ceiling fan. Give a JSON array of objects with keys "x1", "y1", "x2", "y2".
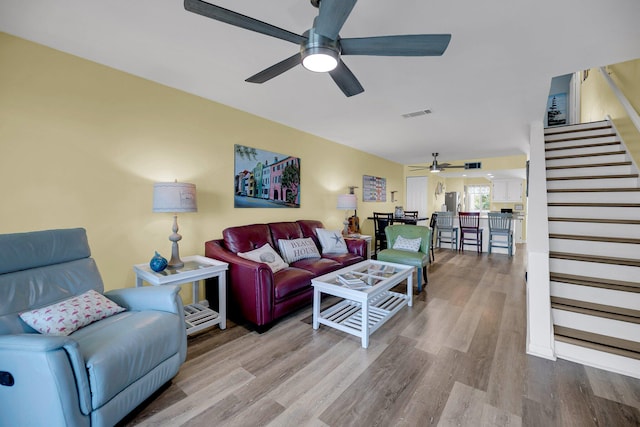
[
  {"x1": 183, "y1": 0, "x2": 451, "y2": 97},
  {"x1": 409, "y1": 153, "x2": 481, "y2": 173}
]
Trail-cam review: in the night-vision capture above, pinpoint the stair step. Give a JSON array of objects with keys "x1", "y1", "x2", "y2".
[
  {"x1": 550, "y1": 272, "x2": 640, "y2": 293},
  {"x1": 548, "y1": 187, "x2": 640, "y2": 193},
  {"x1": 548, "y1": 202, "x2": 640, "y2": 207},
  {"x1": 544, "y1": 121, "x2": 610, "y2": 135},
  {"x1": 548, "y1": 217, "x2": 640, "y2": 225},
  {"x1": 545, "y1": 129, "x2": 617, "y2": 139},
  {"x1": 551, "y1": 297, "x2": 640, "y2": 324},
  {"x1": 547, "y1": 190, "x2": 640, "y2": 204},
  {"x1": 547, "y1": 174, "x2": 639, "y2": 181},
  {"x1": 549, "y1": 233, "x2": 640, "y2": 244},
  {"x1": 554, "y1": 326, "x2": 640, "y2": 360},
  {"x1": 545, "y1": 135, "x2": 620, "y2": 149},
  {"x1": 546, "y1": 161, "x2": 632, "y2": 170},
  {"x1": 546, "y1": 150, "x2": 626, "y2": 161},
  {"x1": 549, "y1": 251, "x2": 640, "y2": 267}
]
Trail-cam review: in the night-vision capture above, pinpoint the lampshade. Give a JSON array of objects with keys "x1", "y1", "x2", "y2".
[
  {"x1": 337, "y1": 194, "x2": 357, "y2": 210},
  {"x1": 153, "y1": 182, "x2": 197, "y2": 213}
]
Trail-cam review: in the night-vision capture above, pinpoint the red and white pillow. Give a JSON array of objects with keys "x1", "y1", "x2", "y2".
[{"x1": 20, "y1": 289, "x2": 126, "y2": 336}]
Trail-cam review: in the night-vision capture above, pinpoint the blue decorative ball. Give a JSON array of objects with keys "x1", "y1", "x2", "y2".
[{"x1": 150, "y1": 251, "x2": 168, "y2": 272}]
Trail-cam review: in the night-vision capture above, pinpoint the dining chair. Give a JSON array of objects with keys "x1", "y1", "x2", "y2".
[
  {"x1": 428, "y1": 213, "x2": 438, "y2": 263},
  {"x1": 435, "y1": 211, "x2": 458, "y2": 250},
  {"x1": 403, "y1": 210, "x2": 419, "y2": 225},
  {"x1": 458, "y1": 212, "x2": 483, "y2": 253},
  {"x1": 372, "y1": 212, "x2": 394, "y2": 256},
  {"x1": 488, "y1": 212, "x2": 514, "y2": 256}
]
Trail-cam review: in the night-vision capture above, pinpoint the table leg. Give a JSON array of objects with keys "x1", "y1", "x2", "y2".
[
  {"x1": 313, "y1": 288, "x2": 320, "y2": 330},
  {"x1": 191, "y1": 281, "x2": 198, "y2": 305},
  {"x1": 407, "y1": 273, "x2": 413, "y2": 307},
  {"x1": 361, "y1": 300, "x2": 369, "y2": 349},
  {"x1": 218, "y1": 273, "x2": 226, "y2": 329},
  {"x1": 136, "y1": 277, "x2": 143, "y2": 287}
]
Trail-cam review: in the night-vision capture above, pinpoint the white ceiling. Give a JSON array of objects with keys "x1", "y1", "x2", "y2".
[{"x1": 2, "y1": 0, "x2": 640, "y2": 166}]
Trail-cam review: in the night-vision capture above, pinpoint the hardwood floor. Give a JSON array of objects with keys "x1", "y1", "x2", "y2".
[{"x1": 120, "y1": 246, "x2": 640, "y2": 427}]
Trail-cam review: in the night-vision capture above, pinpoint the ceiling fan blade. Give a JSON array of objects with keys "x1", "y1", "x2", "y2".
[
  {"x1": 184, "y1": 0, "x2": 306, "y2": 45},
  {"x1": 328, "y1": 60, "x2": 364, "y2": 97},
  {"x1": 314, "y1": 0, "x2": 357, "y2": 40},
  {"x1": 340, "y1": 34, "x2": 451, "y2": 56},
  {"x1": 245, "y1": 53, "x2": 301, "y2": 84}
]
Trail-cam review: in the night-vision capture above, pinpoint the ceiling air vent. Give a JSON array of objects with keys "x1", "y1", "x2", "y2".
[
  {"x1": 464, "y1": 162, "x2": 482, "y2": 169},
  {"x1": 401, "y1": 109, "x2": 432, "y2": 119}
]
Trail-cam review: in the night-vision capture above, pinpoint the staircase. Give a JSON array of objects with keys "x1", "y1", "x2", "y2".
[{"x1": 544, "y1": 120, "x2": 640, "y2": 377}]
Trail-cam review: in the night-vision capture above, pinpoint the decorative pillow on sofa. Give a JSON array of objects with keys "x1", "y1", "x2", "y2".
[
  {"x1": 315, "y1": 228, "x2": 348, "y2": 254},
  {"x1": 392, "y1": 235, "x2": 422, "y2": 252},
  {"x1": 278, "y1": 237, "x2": 321, "y2": 264},
  {"x1": 238, "y1": 243, "x2": 289, "y2": 273},
  {"x1": 19, "y1": 289, "x2": 126, "y2": 336}
]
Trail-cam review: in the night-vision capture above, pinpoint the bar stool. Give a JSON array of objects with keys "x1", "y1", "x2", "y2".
[
  {"x1": 488, "y1": 212, "x2": 514, "y2": 256},
  {"x1": 436, "y1": 211, "x2": 458, "y2": 250},
  {"x1": 459, "y1": 212, "x2": 483, "y2": 253}
]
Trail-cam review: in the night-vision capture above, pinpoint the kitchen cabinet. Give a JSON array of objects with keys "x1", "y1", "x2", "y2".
[{"x1": 491, "y1": 179, "x2": 523, "y2": 202}]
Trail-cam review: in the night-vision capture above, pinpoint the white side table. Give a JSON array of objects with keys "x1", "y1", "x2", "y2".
[
  {"x1": 347, "y1": 234, "x2": 372, "y2": 259},
  {"x1": 134, "y1": 255, "x2": 228, "y2": 336}
]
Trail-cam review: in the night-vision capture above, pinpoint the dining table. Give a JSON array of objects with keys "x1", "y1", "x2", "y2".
[{"x1": 367, "y1": 216, "x2": 429, "y2": 223}]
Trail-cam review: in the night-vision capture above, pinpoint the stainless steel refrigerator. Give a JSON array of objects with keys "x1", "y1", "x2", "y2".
[{"x1": 444, "y1": 192, "x2": 459, "y2": 214}]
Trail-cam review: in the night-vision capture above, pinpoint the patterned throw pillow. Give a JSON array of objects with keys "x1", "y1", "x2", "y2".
[
  {"x1": 238, "y1": 243, "x2": 289, "y2": 273},
  {"x1": 19, "y1": 289, "x2": 126, "y2": 336},
  {"x1": 392, "y1": 235, "x2": 422, "y2": 252},
  {"x1": 278, "y1": 237, "x2": 321, "y2": 264},
  {"x1": 315, "y1": 228, "x2": 348, "y2": 254}
]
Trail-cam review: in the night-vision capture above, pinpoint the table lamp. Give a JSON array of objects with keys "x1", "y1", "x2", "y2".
[
  {"x1": 337, "y1": 193, "x2": 357, "y2": 235},
  {"x1": 153, "y1": 181, "x2": 197, "y2": 269}
]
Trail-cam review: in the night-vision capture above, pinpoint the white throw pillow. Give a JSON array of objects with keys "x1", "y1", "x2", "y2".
[
  {"x1": 392, "y1": 235, "x2": 422, "y2": 252},
  {"x1": 20, "y1": 289, "x2": 126, "y2": 336},
  {"x1": 278, "y1": 238, "x2": 321, "y2": 264},
  {"x1": 238, "y1": 243, "x2": 289, "y2": 273},
  {"x1": 315, "y1": 228, "x2": 348, "y2": 254}
]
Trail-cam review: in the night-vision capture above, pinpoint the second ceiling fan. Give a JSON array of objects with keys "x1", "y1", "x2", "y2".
[
  {"x1": 410, "y1": 153, "x2": 481, "y2": 173},
  {"x1": 184, "y1": 0, "x2": 451, "y2": 97}
]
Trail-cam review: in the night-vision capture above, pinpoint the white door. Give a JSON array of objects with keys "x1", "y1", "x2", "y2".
[{"x1": 406, "y1": 176, "x2": 428, "y2": 225}]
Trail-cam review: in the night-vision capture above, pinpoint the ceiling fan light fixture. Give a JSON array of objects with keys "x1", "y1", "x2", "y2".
[
  {"x1": 302, "y1": 46, "x2": 338, "y2": 72},
  {"x1": 430, "y1": 163, "x2": 441, "y2": 173}
]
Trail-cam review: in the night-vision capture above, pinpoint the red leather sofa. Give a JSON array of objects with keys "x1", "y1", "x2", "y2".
[{"x1": 204, "y1": 220, "x2": 367, "y2": 328}]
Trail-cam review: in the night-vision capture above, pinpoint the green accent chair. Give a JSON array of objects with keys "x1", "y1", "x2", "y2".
[{"x1": 376, "y1": 224, "x2": 430, "y2": 292}]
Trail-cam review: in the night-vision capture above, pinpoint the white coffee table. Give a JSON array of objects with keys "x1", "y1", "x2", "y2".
[
  {"x1": 134, "y1": 255, "x2": 228, "y2": 336},
  {"x1": 312, "y1": 260, "x2": 414, "y2": 348}
]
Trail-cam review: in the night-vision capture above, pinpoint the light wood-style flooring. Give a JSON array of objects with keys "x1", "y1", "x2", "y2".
[{"x1": 120, "y1": 245, "x2": 640, "y2": 426}]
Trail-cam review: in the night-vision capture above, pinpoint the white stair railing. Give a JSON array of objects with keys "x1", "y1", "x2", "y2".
[{"x1": 599, "y1": 66, "x2": 640, "y2": 135}]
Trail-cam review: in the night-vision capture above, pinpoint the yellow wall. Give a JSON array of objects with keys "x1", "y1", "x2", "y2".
[
  {"x1": 581, "y1": 59, "x2": 640, "y2": 165},
  {"x1": 0, "y1": 33, "x2": 403, "y2": 295}
]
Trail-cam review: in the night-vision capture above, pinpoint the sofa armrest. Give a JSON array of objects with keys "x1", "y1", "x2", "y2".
[
  {"x1": 345, "y1": 237, "x2": 367, "y2": 258},
  {"x1": 0, "y1": 334, "x2": 92, "y2": 419},
  {"x1": 205, "y1": 239, "x2": 275, "y2": 326},
  {"x1": 105, "y1": 285, "x2": 183, "y2": 315}
]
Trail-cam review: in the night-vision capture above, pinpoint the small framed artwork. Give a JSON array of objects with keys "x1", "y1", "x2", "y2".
[
  {"x1": 362, "y1": 175, "x2": 386, "y2": 202},
  {"x1": 546, "y1": 93, "x2": 567, "y2": 127}
]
